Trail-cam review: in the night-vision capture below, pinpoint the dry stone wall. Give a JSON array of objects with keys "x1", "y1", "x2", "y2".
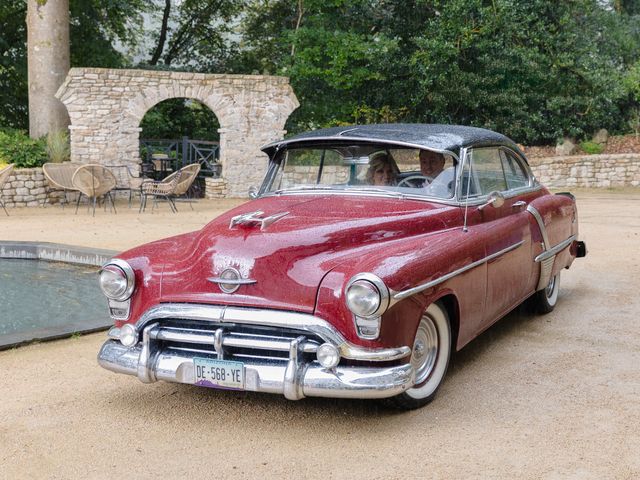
[
  {"x1": 55, "y1": 68, "x2": 299, "y2": 197},
  {"x1": 1, "y1": 168, "x2": 51, "y2": 207},
  {"x1": 529, "y1": 154, "x2": 640, "y2": 188}
]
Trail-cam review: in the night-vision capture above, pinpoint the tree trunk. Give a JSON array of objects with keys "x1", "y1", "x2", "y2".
[{"x1": 27, "y1": 0, "x2": 70, "y2": 139}]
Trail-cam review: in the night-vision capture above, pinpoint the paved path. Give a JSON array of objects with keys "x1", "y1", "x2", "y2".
[{"x1": 0, "y1": 191, "x2": 638, "y2": 479}]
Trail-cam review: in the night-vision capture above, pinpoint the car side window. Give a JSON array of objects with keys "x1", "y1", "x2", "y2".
[
  {"x1": 468, "y1": 148, "x2": 507, "y2": 194},
  {"x1": 500, "y1": 150, "x2": 530, "y2": 189}
]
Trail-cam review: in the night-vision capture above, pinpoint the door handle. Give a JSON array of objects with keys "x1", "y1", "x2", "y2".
[{"x1": 512, "y1": 200, "x2": 527, "y2": 210}]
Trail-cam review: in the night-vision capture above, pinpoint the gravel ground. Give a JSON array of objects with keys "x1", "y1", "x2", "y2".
[{"x1": 0, "y1": 191, "x2": 638, "y2": 479}]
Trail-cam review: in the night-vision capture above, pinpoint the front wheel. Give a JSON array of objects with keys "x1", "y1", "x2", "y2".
[
  {"x1": 383, "y1": 301, "x2": 452, "y2": 410},
  {"x1": 530, "y1": 272, "x2": 560, "y2": 314}
]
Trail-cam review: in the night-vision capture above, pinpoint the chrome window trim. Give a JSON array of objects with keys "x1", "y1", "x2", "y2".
[
  {"x1": 391, "y1": 240, "x2": 525, "y2": 302},
  {"x1": 456, "y1": 147, "x2": 542, "y2": 204},
  {"x1": 132, "y1": 303, "x2": 411, "y2": 362},
  {"x1": 499, "y1": 146, "x2": 536, "y2": 189}
]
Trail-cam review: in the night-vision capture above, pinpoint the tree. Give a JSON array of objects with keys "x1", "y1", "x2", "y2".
[
  {"x1": 27, "y1": 0, "x2": 70, "y2": 138},
  {"x1": 145, "y1": 0, "x2": 245, "y2": 69},
  {"x1": 235, "y1": 0, "x2": 640, "y2": 144},
  {"x1": 0, "y1": 0, "x2": 29, "y2": 129}
]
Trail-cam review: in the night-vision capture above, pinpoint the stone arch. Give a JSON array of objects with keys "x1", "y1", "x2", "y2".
[{"x1": 56, "y1": 68, "x2": 299, "y2": 197}]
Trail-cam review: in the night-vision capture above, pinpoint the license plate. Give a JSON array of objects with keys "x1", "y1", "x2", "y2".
[{"x1": 193, "y1": 357, "x2": 245, "y2": 390}]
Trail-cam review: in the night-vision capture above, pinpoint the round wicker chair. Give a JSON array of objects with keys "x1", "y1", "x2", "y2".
[{"x1": 72, "y1": 164, "x2": 118, "y2": 216}]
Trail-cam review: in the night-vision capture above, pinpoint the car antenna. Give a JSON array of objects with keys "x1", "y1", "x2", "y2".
[{"x1": 462, "y1": 152, "x2": 472, "y2": 233}]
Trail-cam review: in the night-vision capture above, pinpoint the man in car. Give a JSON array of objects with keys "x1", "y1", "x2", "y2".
[
  {"x1": 419, "y1": 150, "x2": 446, "y2": 181},
  {"x1": 419, "y1": 150, "x2": 455, "y2": 198}
]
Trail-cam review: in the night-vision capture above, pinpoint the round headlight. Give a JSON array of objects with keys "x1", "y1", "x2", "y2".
[
  {"x1": 317, "y1": 343, "x2": 340, "y2": 369},
  {"x1": 346, "y1": 279, "x2": 381, "y2": 317},
  {"x1": 119, "y1": 323, "x2": 138, "y2": 347},
  {"x1": 99, "y1": 260, "x2": 135, "y2": 301}
]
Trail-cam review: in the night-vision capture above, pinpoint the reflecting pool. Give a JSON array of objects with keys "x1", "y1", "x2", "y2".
[{"x1": 0, "y1": 259, "x2": 111, "y2": 348}]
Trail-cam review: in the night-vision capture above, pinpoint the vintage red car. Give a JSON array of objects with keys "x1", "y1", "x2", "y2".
[{"x1": 98, "y1": 124, "x2": 586, "y2": 409}]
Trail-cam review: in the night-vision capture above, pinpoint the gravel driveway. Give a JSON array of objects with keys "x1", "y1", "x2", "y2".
[{"x1": 0, "y1": 191, "x2": 638, "y2": 479}]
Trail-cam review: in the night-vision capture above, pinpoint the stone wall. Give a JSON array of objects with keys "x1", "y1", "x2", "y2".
[
  {"x1": 529, "y1": 154, "x2": 640, "y2": 188},
  {"x1": 1, "y1": 168, "x2": 50, "y2": 207},
  {"x1": 55, "y1": 68, "x2": 299, "y2": 197},
  {"x1": 204, "y1": 178, "x2": 228, "y2": 199}
]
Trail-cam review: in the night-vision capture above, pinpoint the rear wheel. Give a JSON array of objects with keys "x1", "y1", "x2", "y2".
[
  {"x1": 530, "y1": 272, "x2": 560, "y2": 314},
  {"x1": 383, "y1": 301, "x2": 451, "y2": 410}
]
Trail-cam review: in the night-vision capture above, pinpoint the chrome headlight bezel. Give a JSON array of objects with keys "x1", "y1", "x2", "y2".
[
  {"x1": 99, "y1": 259, "x2": 135, "y2": 302},
  {"x1": 345, "y1": 273, "x2": 390, "y2": 319}
]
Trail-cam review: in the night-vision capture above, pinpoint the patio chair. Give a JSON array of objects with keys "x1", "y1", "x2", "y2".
[
  {"x1": 0, "y1": 163, "x2": 15, "y2": 216},
  {"x1": 42, "y1": 162, "x2": 82, "y2": 207},
  {"x1": 172, "y1": 163, "x2": 201, "y2": 211},
  {"x1": 72, "y1": 164, "x2": 118, "y2": 216},
  {"x1": 139, "y1": 169, "x2": 182, "y2": 213},
  {"x1": 104, "y1": 164, "x2": 151, "y2": 208}
]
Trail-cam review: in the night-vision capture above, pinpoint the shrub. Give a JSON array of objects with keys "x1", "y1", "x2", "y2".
[
  {"x1": 579, "y1": 141, "x2": 604, "y2": 155},
  {"x1": 46, "y1": 130, "x2": 70, "y2": 163},
  {"x1": 0, "y1": 128, "x2": 47, "y2": 168}
]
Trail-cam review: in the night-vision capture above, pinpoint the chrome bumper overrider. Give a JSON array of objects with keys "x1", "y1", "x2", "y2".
[{"x1": 98, "y1": 339, "x2": 414, "y2": 400}]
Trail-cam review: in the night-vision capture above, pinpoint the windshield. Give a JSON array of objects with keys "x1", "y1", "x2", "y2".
[{"x1": 264, "y1": 145, "x2": 458, "y2": 199}]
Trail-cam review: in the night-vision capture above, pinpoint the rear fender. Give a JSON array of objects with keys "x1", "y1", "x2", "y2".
[{"x1": 526, "y1": 193, "x2": 578, "y2": 290}]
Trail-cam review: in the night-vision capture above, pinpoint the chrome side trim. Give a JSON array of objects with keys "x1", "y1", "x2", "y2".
[
  {"x1": 535, "y1": 235, "x2": 576, "y2": 263},
  {"x1": 207, "y1": 277, "x2": 257, "y2": 286},
  {"x1": 392, "y1": 241, "x2": 524, "y2": 302},
  {"x1": 526, "y1": 205, "x2": 550, "y2": 249},
  {"x1": 133, "y1": 304, "x2": 411, "y2": 362}
]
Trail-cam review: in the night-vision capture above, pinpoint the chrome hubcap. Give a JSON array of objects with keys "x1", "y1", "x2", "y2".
[
  {"x1": 412, "y1": 315, "x2": 439, "y2": 385},
  {"x1": 545, "y1": 276, "x2": 556, "y2": 298}
]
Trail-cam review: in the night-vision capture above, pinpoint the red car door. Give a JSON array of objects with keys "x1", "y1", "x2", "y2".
[{"x1": 462, "y1": 147, "x2": 536, "y2": 329}]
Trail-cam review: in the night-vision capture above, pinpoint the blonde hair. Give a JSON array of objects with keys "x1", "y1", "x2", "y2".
[{"x1": 366, "y1": 152, "x2": 398, "y2": 184}]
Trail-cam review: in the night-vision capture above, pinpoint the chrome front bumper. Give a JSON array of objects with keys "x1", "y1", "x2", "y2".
[
  {"x1": 98, "y1": 304, "x2": 415, "y2": 400},
  {"x1": 98, "y1": 339, "x2": 414, "y2": 400}
]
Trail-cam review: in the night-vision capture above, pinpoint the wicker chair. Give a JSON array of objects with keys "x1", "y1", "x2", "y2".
[
  {"x1": 42, "y1": 162, "x2": 82, "y2": 207},
  {"x1": 104, "y1": 164, "x2": 150, "y2": 207},
  {"x1": 0, "y1": 163, "x2": 15, "y2": 216},
  {"x1": 72, "y1": 164, "x2": 118, "y2": 216},
  {"x1": 139, "y1": 163, "x2": 201, "y2": 213}
]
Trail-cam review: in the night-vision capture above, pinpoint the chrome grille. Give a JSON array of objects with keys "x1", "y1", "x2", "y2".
[{"x1": 147, "y1": 319, "x2": 323, "y2": 363}]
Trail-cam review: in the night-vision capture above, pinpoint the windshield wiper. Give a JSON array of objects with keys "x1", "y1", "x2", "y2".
[
  {"x1": 272, "y1": 185, "x2": 336, "y2": 194},
  {"x1": 344, "y1": 186, "x2": 405, "y2": 197}
]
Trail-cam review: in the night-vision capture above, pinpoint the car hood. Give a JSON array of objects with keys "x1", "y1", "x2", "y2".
[{"x1": 159, "y1": 194, "x2": 457, "y2": 313}]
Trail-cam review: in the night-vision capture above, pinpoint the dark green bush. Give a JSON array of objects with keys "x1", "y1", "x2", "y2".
[
  {"x1": 0, "y1": 128, "x2": 47, "y2": 168},
  {"x1": 579, "y1": 141, "x2": 605, "y2": 155}
]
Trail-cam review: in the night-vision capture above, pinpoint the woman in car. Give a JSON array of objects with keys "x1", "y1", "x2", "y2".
[{"x1": 366, "y1": 152, "x2": 398, "y2": 186}]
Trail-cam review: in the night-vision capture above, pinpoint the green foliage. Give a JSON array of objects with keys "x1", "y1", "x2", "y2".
[
  {"x1": 0, "y1": 0, "x2": 28, "y2": 129},
  {"x1": 140, "y1": 98, "x2": 220, "y2": 140},
  {"x1": 579, "y1": 141, "x2": 605, "y2": 154},
  {"x1": 46, "y1": 130, "x2": 70, "y2": 163},
  {"x1": 237, "y1": 0, "x2": 640, "y2": 144},
  {"x1": 0, "y1": 129, "x2": 47, "y2": 168},
  {"x1": 0, "y1": 0, "x2": 147, "y2": 129}
]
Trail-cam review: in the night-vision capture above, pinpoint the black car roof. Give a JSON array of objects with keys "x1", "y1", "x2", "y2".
[{"x1": 261, "y1": 123, "x2": 523, "y2": 157}]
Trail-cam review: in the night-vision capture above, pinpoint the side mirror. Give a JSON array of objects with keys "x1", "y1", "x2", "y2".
[
  {"x1": 248, "y1": 186, "x2": 259, "y2": 199},
  {"x1": 478, "y1": 191, "x2": 505, "y2": 211}
]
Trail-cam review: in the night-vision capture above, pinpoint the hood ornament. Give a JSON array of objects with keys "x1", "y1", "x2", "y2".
[
  {"x1": 208, "y1": 267, "x2": 256, "y2": 294},
  {"x1": 229, "y1": 210, "x2": 289, "y2": 231}
]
